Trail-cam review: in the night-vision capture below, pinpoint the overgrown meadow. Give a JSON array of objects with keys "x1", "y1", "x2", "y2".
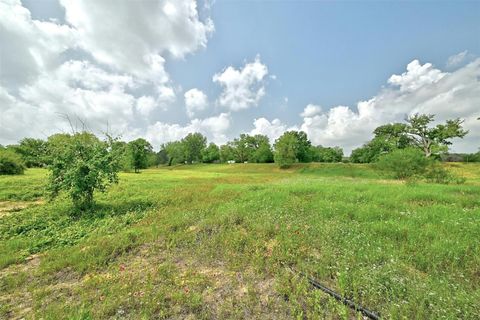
[{"x1": 1, "y1": 163, "x2": 479, "y2": 319}]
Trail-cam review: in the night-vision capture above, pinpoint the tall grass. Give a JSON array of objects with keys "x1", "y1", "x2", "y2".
[{"x1": 1, "y1": 163, "x2": 479, "y2": 319}]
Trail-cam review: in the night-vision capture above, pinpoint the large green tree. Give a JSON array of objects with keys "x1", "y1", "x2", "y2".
[
  {"x1": 373, "y1": 123, "x2": 412, "y2": 150},
  {"x1": 405, "y1": 114, "x2": 468, "y2": 157},
  {"x1": 230, "y1": 134, "x2": 254, "y2": 163},
  {"x1": 273, "y1": 131, "x2": 311, "y2": 168},
  {"x1": 182, "y1": 133, "x2": 207, "y2": 164},
  {"x1": 165, "y1": 141, "x2": 185, "y2": 166},
  {"x1": 223, "y1": 134, "x2": 274, "y2": 163},
  {"x1": 219, "y1": 144, "x2": 235, "y2": 163},
  {"x1": 290, "y1": 131, "x2": 312, "y2": 162},
  {"x1": 202, "y1": 143, "x2": 220, "y2": 163},
  {"x1": 250, "y1": 135, "x2": 274, "y2": 163},
  {"x1": 127, "y1": 138, "x2": 153, "y2": 173},
  {"x1": 351, "y1": 123, "x2": 412, "y2": 163},
  {"x1": 274, "y1": 132, "x2": 298, "y2": 168},
  {"x1": 156, "y1": 147, "x2": 169, "y2": 165}
]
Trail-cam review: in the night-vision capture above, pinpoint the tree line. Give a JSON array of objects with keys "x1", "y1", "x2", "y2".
[
  {"x1": 0, "y1": 131, "x2": 345, "y2": 174},
  {"x1": 0, "y1": 112, "x2": 476, "y2": 211},
  {"x1": 1, "y1": 113, "x2": 478, "y2": 176}
]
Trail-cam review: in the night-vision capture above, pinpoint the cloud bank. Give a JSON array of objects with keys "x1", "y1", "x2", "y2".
[
  {"x1": 0, "y1": 1, "x2": 478, "y2": 154},
  {"x1": 252, "y1": 58, "x2": 480, "y2": 153}
]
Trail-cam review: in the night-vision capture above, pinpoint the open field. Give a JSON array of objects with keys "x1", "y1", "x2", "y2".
[{"x1": 1, "y1": 163, "x2": 479, "y2": 319}]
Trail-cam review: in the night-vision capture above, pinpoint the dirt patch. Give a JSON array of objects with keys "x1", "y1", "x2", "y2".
[
  {"x1": 0, "y1": 254, "x2": 42, "y2": 319},
  {"x1": 0, "y1": 199, "x2": 44, "y2": 217},
  {"x1": 174, "y1": 258, "x2": 291, "y2": 319}
]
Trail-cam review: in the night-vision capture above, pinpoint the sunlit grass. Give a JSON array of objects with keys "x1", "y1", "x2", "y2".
[{"x1": 1, "y1": 163, "x2": 479, "y2": 319}]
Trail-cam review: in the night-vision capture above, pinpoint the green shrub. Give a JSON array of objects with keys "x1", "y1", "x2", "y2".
[
  {"x1": 47, "y1": 132, "x2": 120, "y2": 211},
  {"x1": 375, "y1": 148, "x2": 429, "y2": 179},
  {"x1": 0, "y1": 149, "x2": 25, "y2": 175},
  {"x1": 424, "y1": 163, "x2": 465, "y2": 184}
]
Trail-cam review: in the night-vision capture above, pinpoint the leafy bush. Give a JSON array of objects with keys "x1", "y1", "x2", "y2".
[
  {"x1": 375, "y1": 148, "x2": 429, "y2": 179},
  {"x1": 424, "y1": 163, "x2": 465, "y2": 184},
  {"x1": 0, "y1": 149, "x2": 26, "y2": 175},
  {"x1": 376, "y1": 148, "x2": 465, "y2": 184},
  {"x1": 47, "y1": 132, "x2": 120, "y2": 211}
]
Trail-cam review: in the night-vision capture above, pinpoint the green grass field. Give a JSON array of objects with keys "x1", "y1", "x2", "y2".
[{"x1": 1, "y1": 163, "x2": 479, "y2": 319}]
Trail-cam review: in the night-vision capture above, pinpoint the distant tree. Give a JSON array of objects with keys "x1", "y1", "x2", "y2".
[
  {"x1": 219, "y1": 144, "x2": 235, "y2": 163},
  {"x1": 350, "y1": 123, "x2": 413, "y2": 163},
  {"x1": 250, "y1": 135, "x2": 274, "y2": 163},
  {"x1": 311, "y1": 146, "x2": 343, "y2": 162},
  {"x1": 14, "y1": 138, "x2": 48, "y2": 167},
  {"x1": 274, "y1": 131, "x2": 312, "y2": 168},
  {"x1": 406, "y1": 113, "x2": 468, "y2": 157},
  {"x1": 147, "y1": 151, "x2": 160, "y2": 167},
  {"x1": 182, "y1": 133, "x2": 207, "y2": 164},
  {"x1": 350, "y1": 145, "x2": 371, "y2": 163},
  {"x1": 463, "y1": 153, "x2": 480, "y2": 163},
  {"x1": 274, "y1": 132, "x2": 300, "y2": 168},
  {"x1": 128, "y1": 138, "x2": 153, "y2": 173},
  {"x1": 202, "y1": 143, "x2": 220, "y2": 163},
  {"x1": 165, "y1": 141, "x2": 185, "y2": 166},
  {"x1": 111, "y1": 140, "x2": 131, "y2": 171},
  {"x1": 157, "y1": 147, "x2": 169, "y2": 165},
  {"x1": 0, "y1": 149, "x2": 25, "y2": 175},
  {"x1": 350, "y1": 139, "x2": 392, "y2": 163},
  {"x1": 230, "y1": 134, "x2": 254, "y2": 163},
  {"x1": 47, "y1": 132, "x2": 119, "y2": 211},
  {"x1": 373, "y1": 123, "x2": 412, "y2": 149}
]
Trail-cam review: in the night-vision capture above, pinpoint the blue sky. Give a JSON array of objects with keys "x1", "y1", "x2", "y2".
[
  {"x1": 170, "y1": 1, "x2": 480, "y2": 124},
  {"x1": 1, "y1": 0, "x2": 480, "y2": 153}
]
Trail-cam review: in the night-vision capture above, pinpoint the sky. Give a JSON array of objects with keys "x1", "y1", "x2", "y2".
[{"x1": 1, "y1": 0, "x2": 479, "y2": 154}]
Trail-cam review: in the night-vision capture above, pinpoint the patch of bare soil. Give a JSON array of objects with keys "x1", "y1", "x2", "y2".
[
  {"x1": 0, "y1": 253, "x2": 82, "y2": 320},
  {"x1": 174, "y1": 258, "x2": 291, "y2": 319},
  {"x1": 0, "y1": 254, "x2": 42, "y2": 319},
  {"x1": 0, "y1": 199, "x2": 44, "y2": 218}
]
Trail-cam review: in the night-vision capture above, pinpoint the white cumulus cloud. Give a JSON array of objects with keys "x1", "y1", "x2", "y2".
[
  {"x1": 388, "y1": 60, "x2": 446, "y2": 92},
  {"x1": 0, "y1": 0, "x2": 77, "y2": 88},
  {"x1": 300, "y1": 104, "x2": 322, "y2": 117},
  {"x1": 59, "y1": 0, "x2": 214, "y2": 83},
  {"x1": 144, "y1": 113, "x2": 231, "y2": 148},
  {"x1": 250, "y1": 118, "x2": 298, "y2": 143},
  {"x1": 252, "y1": 59, "x2": 480, "y2": 154},
  {"x1": 184, "y1": 88, "x2": 208, "y2": 118},
  {"x1": 446, "y1": 50, "x2": 469, "y2": 68},
  {"x1": 213, "y1": 56, "x2": 268, "y2": 111},
  {"x1": 0, "y1": 0, "x2": 210, "y2": 145}
]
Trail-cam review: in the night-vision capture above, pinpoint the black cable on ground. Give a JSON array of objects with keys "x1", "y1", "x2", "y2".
[{"x1": 284, "y1": 264, "x2": 380, "y2": 320}]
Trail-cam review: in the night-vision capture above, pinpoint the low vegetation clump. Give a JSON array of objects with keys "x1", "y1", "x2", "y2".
[
  {"x1": 375, "y1": 148, "x2": 430, "y2": 179},
  {"x1": 47, "y1": 132, "x2": 120, "y2": 211},
  {"x1": 0, "y1": 149, "x2": 25, "y2": 175},
  {"x1": 376, "y1": 148, "x2": 466, "y2": 184}
]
